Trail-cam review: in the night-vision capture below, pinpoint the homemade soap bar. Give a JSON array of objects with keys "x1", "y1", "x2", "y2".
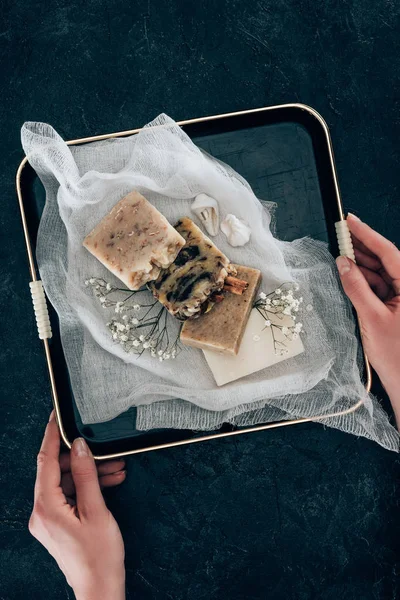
[
  {"x1": 203, "y1": 309, "x2": 304, "y2": 386},
  {"x1": 149, "y1": 217, "x2": 232, "y2": 320},
  {"x1": 83, "y1": 191, "x2": 185, "y2": 290},
  {"x1": 180, "y1": 265, "x2": 261, "y2": 355}
]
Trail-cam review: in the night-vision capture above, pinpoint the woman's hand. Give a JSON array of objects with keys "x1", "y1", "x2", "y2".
[
  {"x1": 29, "y1": 412, "x2": 126, "y2": 600},
  {"x1": 336, "y1": 213, "x2": 400, "y2": 425}
]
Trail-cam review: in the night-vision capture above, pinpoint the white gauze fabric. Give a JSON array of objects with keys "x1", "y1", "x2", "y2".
[{"x1": 21, "y1": 115, "x2": 399, "y2": 451}]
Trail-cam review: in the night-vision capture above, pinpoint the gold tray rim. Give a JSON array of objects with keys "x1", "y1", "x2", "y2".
[{"x1": 16, "y1": 102, "x2": 371, "y2": 459}]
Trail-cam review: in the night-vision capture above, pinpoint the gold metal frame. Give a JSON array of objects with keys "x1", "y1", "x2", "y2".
[{"x1": 16, "y1": 103, "x2": 371, "y2": 459}]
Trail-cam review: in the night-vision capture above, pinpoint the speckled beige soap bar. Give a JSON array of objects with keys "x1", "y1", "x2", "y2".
[
  {"x1": 180, "y1": 264, "x2": 261, "y2": 355},
  {"x1": 83, "y1": 191, "x2": 185, "y2": 290}
]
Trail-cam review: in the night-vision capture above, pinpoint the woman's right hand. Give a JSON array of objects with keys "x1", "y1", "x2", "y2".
[{"x1": 336, "y1": 213, "x2": 400, "y2": 426}]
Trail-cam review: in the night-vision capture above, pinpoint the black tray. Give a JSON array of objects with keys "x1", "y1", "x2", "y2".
[{"x1": 17, "y1": 104, "x2": 368, "y2": 459}]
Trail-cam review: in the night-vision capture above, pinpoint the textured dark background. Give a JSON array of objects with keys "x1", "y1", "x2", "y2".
[{"x1": 1, "y1": 1, "x2": 400, "y2": 599}]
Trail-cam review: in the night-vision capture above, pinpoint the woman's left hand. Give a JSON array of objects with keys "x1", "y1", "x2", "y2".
[{"x1": 29, "y1": 412, "x2": 126, "y2": 600}]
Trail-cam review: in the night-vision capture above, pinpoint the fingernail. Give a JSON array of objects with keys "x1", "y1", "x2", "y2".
[
  {"x1": 336, "y1": 255, "x2": 352, "y2": 275},
  {"x1": 73, "y1": 437, "x2": 90, "y2": 457},
  {"x1": 109, "y1": 469, "x2": 127, "y2": 479},
  {"x1": 49, "y1": 410, "x2": 55, "y2": 422},
  {"x1": 347, "y1": 213, "x2": 361, "y2": 221}
]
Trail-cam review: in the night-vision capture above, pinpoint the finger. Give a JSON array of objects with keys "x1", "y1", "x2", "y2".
[
  {"x1": 351, "y1": 233, "x2": 378, "y2": 258},
  {"x1": 354, "y1": 248, "x2": 382, "y2": 272},
  {"x1": 60, "y1": 452, "x2": 71, "y2": 473},
  {"x1": 99, "y1": 471, "x2": 127, "y2": 488},
  {"x1": 336, "y1": 256, "x2": 388, "y2": 320},
  {"x1": 359, "y1": 266, "x2": 392, "y2": 300},
  {"x1": 97, "y1": 460, "x2": 126, "y2": 477},
  {"x1": 61, "y1": 467, "x2": 127, "y2": 497},
  {"x1": 34, "y1": 411, "x2": 61, "y2": 503},
  {"x1": 60, "y1": 453, "x2": 125, "y2": 477},
  {"x1": 61, "y1": 472, "x2": 75, "y2": 498},
  {"x1": 347, "y1": 214, "x2": 400, "y2": 280},
  {"x1": 70, "y1": 438, "x2": 107, "y2": 520}
]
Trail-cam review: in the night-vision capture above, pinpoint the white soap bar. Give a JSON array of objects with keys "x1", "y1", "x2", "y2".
[{"x1": 203, "y1": 309, "x2": 304, "y2": 386}]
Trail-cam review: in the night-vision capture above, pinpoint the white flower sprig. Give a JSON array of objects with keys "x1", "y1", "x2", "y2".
[
  {"x1": 85, "y1": 277, "x2": 181, "y2": 361},
  {"x1": 253, "y1": 283, "x2": 304, "y2": 356}
]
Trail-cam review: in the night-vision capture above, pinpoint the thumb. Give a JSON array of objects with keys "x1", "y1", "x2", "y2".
[
  {"x1": 70, "y1": 438, "x2": 107, "y2": 520},
  {"x1": 336, "y1": 255, "x2": 385, "y2": 321}
]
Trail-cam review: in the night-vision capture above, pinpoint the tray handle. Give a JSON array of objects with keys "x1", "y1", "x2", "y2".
[
  {"x1": 335, "y1": 219, "x2": 355, "y2": 261},
  {"x1": 29, "y1": 281, "x2": 52, "y2": 340}
]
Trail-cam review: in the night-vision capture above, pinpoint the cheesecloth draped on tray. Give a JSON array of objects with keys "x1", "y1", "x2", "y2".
[{"x1": 21, "y1": 115, "x2": 399, "y2": 451}]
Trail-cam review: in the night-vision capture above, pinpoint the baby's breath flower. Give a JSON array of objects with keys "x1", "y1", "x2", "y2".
[
  {"x1": 275, "y1": 288, "x2": 281, "y2": 295},
  {"x1": 259, "y1": 292, "x2": 267, "y2": 300},
  {"x1": 264, "y1": 320, "x2": 271, "y2": 327},
  {"x1": 86, "y1": 276, "x2": 181, "y2": 361}
]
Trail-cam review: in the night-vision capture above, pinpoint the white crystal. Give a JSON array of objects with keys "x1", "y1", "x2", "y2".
[
  {"x1": 191, "y1": 193, "x2": 220, "y2": 236},
  {"x1": 220, "y1": 214, "x2": 251, "y2": 247}
]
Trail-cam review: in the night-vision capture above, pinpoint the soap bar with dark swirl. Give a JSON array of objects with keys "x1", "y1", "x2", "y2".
[
  {"x1": 148, "y1": 217, "x2": 232, "y2": 320},
  {"x1": 83, "y1": 191, "x2": 185, "y2": 290}
]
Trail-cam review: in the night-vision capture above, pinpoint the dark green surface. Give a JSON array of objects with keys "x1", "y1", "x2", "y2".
[{"x1": 1, "y1": 1, "x2": 400, "y2": 599}]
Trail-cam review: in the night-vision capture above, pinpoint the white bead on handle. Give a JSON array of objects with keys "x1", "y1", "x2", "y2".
[
  {"x1": 29, "y1": 281, "x2": 52, "y2": 340},
  {"x1": 335, "y1": 220, "x2": 355, "y2": 262}
]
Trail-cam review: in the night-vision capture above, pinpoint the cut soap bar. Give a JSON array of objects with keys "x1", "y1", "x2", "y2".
[
  {"x1": 83, "y1": 191, "x2": 185, "y2": 290},
  {"x1": 180, "y1": 264, "x2": 261, "y2": 355},
  {"x1": 203, "y1": 309, "x2": 304, "y2": 386},
  {"x1": 149, "y1": 217, "x2": 232, "y2": 320}
]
